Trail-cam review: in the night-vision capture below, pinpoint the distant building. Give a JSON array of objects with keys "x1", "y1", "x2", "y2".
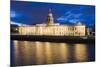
[
  {"x1": 17, "y1": 9, "x2": 86, "y2": 36},
  {"x1": 86, "y1": 27, "x2": 95, "y2": 36}
]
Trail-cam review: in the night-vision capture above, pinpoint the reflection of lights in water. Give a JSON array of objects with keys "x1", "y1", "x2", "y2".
[
  {"x1": 50, "y1": 43, "x2": 69, "y2": 63},
  {"x1": 44, "y1": 42, "x2": 53, "y2": 64},
  {"x1": 13, "y1": 41, "x2": 90, "y2": 66},
  {"x1": 51, "y1": 43, "x2": 60, "y2": 63},
  {"x1": 13, "y1": 40, "x2": 19, "y2": 65},
  {"x1": 35, "y1": 41, "x2": 45, "y2": 64},
  {"x1": 22, "y1": 41, "x2": 31, "y2": 64},
  {"x1": 59, "y1": 43, "x2": 69, "y2": 63},
  {"x1": 74, "y1": 44, "x2": 87, "y2": 62},
  {"x1": 14, "y1": 41, "x2": 36, "y2": 65}
]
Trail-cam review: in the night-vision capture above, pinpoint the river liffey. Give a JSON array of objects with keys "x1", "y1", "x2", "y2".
[{"x1": 11, "y1": 40, "x2": 95, "y2": 66}]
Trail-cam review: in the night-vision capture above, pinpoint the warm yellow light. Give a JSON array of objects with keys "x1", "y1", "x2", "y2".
[{"x1": 74, "y1": 44, "x2": 87, "y2": 62}]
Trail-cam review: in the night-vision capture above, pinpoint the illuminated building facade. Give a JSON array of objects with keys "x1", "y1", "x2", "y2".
[{"x1": 18, "y1": 9, "x2": 86, "y2": 36}]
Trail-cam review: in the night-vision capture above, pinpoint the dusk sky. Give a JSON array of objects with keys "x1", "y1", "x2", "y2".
[{"x1": 10, "y1": 1, "x2": 95, "y2": 27}]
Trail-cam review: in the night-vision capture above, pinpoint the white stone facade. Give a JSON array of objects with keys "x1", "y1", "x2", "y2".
[{"x1": 18, "y1": 24, "x2": 85, "y2": 36}]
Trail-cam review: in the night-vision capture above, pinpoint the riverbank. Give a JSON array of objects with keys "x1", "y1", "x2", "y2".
[{"x1": 11, "y1": 35, "x2": 95, "y2": 43}]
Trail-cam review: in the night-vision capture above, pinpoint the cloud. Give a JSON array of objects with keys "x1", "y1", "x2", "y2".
[
  {"x1": 10, "y1": 11, "x2": 16, "y2": 18},
  {"x1": 69, "y1": 19, "x2": 80, "y2": 23},
  {"x1": 57, "y1": 11, "x2": 82, "y2": 23},
  {"x1": 57, "y1": 6, "x2": 95, "y2": 25},
  {"x1": 11, "y1": 21, "x2": 29, "y2": 26}
]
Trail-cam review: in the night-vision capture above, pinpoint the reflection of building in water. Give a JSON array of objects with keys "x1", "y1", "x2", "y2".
[
  {"x1": 16, "y1": 9, "x2": 86, "y2": 36},
  {"x1": 74, "y1": 44, "x2": 87, "y2": 62},
  {"x1": 13, "y1": 41, "x2": 89, "y2": 65}
]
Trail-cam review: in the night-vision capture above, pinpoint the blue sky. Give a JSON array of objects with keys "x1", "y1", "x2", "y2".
[{"x1": 10, "y1": 1, "x2": 95, "y2": 27}]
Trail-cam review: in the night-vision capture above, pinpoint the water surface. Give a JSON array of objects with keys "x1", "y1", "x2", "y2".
[{"x1": 11, "y1": 40, "x2": 95, "y2": 66}]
